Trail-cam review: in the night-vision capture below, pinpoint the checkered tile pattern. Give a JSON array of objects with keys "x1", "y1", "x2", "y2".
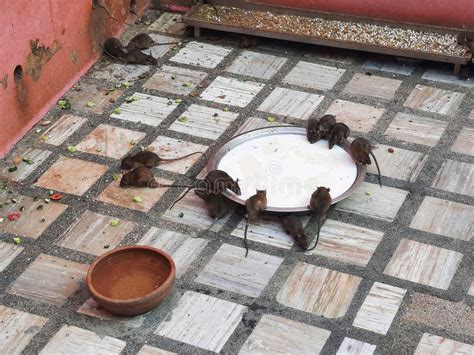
[{"x1": 0, "y1": 11, "x2": 472, "y2": 354}]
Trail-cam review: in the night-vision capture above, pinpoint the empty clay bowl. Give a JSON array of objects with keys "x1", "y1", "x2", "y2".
[{"x1": 86, "y1": 245, "x2": 175, "y2": 316}]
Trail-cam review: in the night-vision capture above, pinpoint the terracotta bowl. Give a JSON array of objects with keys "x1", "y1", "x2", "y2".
[{"x1": 86, "y1": 245, "x2": 176, "y2": 316}]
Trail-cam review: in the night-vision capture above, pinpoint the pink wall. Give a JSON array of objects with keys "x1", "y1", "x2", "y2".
[{"x1": 0, "y1": 0, "x2": 149, "y2": 158}]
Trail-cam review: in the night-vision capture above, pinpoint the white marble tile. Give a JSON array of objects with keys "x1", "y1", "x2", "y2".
[
  {"x1": 88, "y1": 63, "x2": 150, "y2": 82},
  {"x1": 258, "y1": 87, "x2": 324, "y2": 120},
  {"x1": 39, "y1": 325, "x2": 125, "y2": 354},
  {"x1": 0, "y1": 194, "x2": 68, "y2": 239},
  {"x1": 76, "y1": 124, "x2": 146, "y2": 159},
  {"x1": 143, "y1": 34, "x2": 180, "y2": 58},
  {"x1": 1, "y1": 148, "x2": 52, "y2": 182},
  {"x1": 452, "y1": 127, "x2": 474, "y2": 156},
  {"x1": 414, "y1": 333, "x2": 474, "y2": 355},
  {"x1": 233, "y1": 116, "x2": 290, "y2": 137},
  {"x1": 367, "y1": 144, "x2": 428, "y2": 182},
  {"x1": 0, "y1": 241, "x2": 24, "y2": 272},
  {"x1": 147, "y1": 135, "x2": 208, "y2": 174},
  {"x1": 468, "y1": 282, "x2": 474, "y2": 296},
  {"x1": 384, "y1": 239, "x2": 463, "y2": 290},
  {"x1": 168, "y1": 104, "x2": 238, "y2": 140},
  {"x1": 110, "y1": 92, "x2": 178, "y2": 126},
  {"x1": 422, "y1": 67, "x2": 474, "y2": 88},
  {"x1": 77, "y1": 298, "x2": 146, "y2": 328},
  {"x1": 170, "y1": 41, "x2": 232, "y2": 68},
  {"x1": 306, "y1": 219, "x2": 384, "y2": 267},
  {"x1": 404, "y1": 85, "x2": 465, "y2": 115},
  {"x1": 55, "y1": 211, "x2": 135, "y2": 256},
  {"x1": 200, "y1": 76, "x2": 264, "y2": 108},
  {"x1": 277, "y1": 262, "x2": 362, "y2": 318},
  {"x1": 239, "y1": 314, "x2": 331, "y2": 354},
  {"x1": 410, "y1": 196, "x2": 473, "y2": 241},
  {"x1": 363, "y1": 59, "x2": 416, "y2": 76},
  {"x1": 138, "y1": 227, "x2": 208, "y2": 278},
  {"x1": 8, "y1": 254, "x2": 88, "y2": 306},
  {"x1": 335, "y1": 182, "x2": 408, "y2": 222},
  {"x1": 0, "y1": 305, "x2": 48, "y2": 355},
  {"x1": 138, "y1": 345, "x2": 177, "y2": 355},
  {"x1": 226, "y1": 50, "x2": 287, "y2": 79},
  {"x1": 432, "y1": 160, "x2": 474, "y2": 197},
  {"x1": 231, "y1": 215, "x2": 310, "y2": 250},
  {"x1": 336, "y1": 338, "x2": 376, "y2": 355},
  {"x1": 353, "y1": 282, "x2": 406, "y2": 335},
  {"x1": 343, "y1": 73, "x2": 402, "y2": 101},
  {"x1": 283, "y1": 61, "x2": 345, "y2": 91},
  {"x1": 325, "y1": 100, "x2": 384, "y2": 133},
  {"x1": 195, "y1": 243, "x2": 283, "y2": 297},
  {"x1": 41, "y1": 114, "x2": 87, "y2": 146},
  {"x1": 155, "y1": 291, "x2": 247, "y2": 352},
  {"x1": 148, "y1": 12, "x2": 184, "y2": 35},
  {"x1": 385, "y1": 112, "x2": 448, "y2": 146},
  {"x1": 143, "y1": 65, "x2": 207, "y2": 95}
]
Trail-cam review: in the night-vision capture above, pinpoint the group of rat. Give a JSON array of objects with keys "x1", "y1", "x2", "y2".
[
  {"x1": 118, "y1": 113, "x2": 381, "y2": 257},
  {"x1": 103, "y1": 33, "x2": 180, "y2": 65}
]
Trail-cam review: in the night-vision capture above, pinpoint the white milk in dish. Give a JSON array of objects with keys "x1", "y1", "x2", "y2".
[{"x1": 217, "y1": 134, "x2": 357, "y2": 208}]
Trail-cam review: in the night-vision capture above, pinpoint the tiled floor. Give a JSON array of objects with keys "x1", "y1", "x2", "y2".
[{"x1": 1, "y1": 10, "x2": 473, "y2": 354}]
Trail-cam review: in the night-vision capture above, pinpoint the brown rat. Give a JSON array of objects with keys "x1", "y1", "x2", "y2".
[
  {"x1": 122, "y1": 49, "x2": 157, "y2": 65},
  {"x1": 119, "y1": 166, "x2": 159, "y2": 188},
  {"x1": 457, "y1": 32, "x2": 474, "y2": 52},
  {"x1": 169, "y1": 170, "x2": 241, "y2": 209},
  {"x1": 280, "y1": 215, "x2": 308, "y2": 251},
  {"x1": 121, "y1": 150, "x2": 205, "y2": 170},
  {"x1": 307, "y1": 187, "x2": 332, "y2": 251},
  {"x1": 103, "y1": 37, "x2": 157, "y2": 65},
  {"x1": 195, "y1": 189, "x2": 229, "y2": 220},
  {"x1": 127, "y1": 33, "x2": 156, "y2": 50},
  {"x1": 318, "y1": 114, "x2": 337, "y2": 139},
  {"x1": 243, "y1": 190, "x2": 267, "y2": 257},
  {"x1": 350, "y1": 137, "x2": 382, "y2": 188},
  {"x1": 104, "y1": 38, "x2": 127, "y2": 59},
  {"x1": 307, "y1": 117, "x2": 321, "y2": 144},
  {"x1": 328, "y1": 122, "x2": 350, "y2": 149}
]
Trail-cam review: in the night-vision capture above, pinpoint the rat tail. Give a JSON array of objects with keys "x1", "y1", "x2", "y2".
[
  {"x1": 160, "y1": 151, "x2": 206, "y2": 162},
  {"x1": 307, "y1": 216, "x2": 321, "y2": 251},
  {"x1": 369, "y1": 151, "x2": 382, "y2": 188},
  {"x1": 169, "y1": 186, "x2": 192, "y2": 210},
  {"x1": 243, "y1": 217, "x2": 250, "y2": 258}
]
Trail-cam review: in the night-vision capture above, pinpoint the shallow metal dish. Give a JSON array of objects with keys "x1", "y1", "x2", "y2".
[{"x1": 207, "y1": 126, "x2": 366, "y2": 213}]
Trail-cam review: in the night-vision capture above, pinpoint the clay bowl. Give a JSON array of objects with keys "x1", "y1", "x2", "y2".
[{"x1": 86, "y1": 245, "x2": 175, "y2": 316}]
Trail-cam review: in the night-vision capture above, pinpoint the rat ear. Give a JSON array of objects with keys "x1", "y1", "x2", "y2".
[{"x1": 327, "y1": 188, "x2": 331, "y2": 192}]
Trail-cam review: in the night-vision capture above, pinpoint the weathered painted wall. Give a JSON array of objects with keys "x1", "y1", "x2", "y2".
[{"x1": 0, "y1": 0, "x2": 150, "y2": 158}]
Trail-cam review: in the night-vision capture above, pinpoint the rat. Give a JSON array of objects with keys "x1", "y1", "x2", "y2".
[
  {"x1": 127, "y1": 33, "x2": 156, "y2": 50},
  {"x1": 122, "y1": 49, "x2": 157, "y2": 65},
  {"x1": 120, "y1": 166, "x2": 159, "y2": 188},
  {"x1": 350, "y1": 137, "x2": 382, "y2": 188},
  {"x1": 126, "y1": 33, "x2": 181, "y2": 50},
  {"x1": 280, "y1": 215, "x2": 308, "y2": 251},
  {"x1": 121, "y1": 151, "x2": 205, "y2": 170},
  {"x1": 243, "y1": 190, "x2": 267, "y2": 257},
  {"x1": 328, "y1": 122, "x2": 350, "y2": 149},
  {"x1": 457, "y1": 32, "x2": 474, "y2": 52},
  {"x1": 195, "y1": 189, "x2": 229, "y2": 220},
  {"x1": 318, "y1": 114, "x2": 337, "y2": 139},
  {"x1": 306, "y1": 117, "x2": 321, "y2": 143},
  {"x1": 169, "y1": 170, "x2": 241, "y2": 209},
  {"x1": 103, "y1": 38, "x2": 127, "y2": 59},
  {"x1": 102, "y1": 37, "x2": 158, "y2": 65},
  {"x1": 307, "y1": 187, "x2": 332, "y2": 251}
]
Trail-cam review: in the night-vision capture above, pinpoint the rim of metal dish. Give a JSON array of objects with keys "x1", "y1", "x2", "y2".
[{"x1": 207, "y1": 126, "x2": 367, "y2": 214}]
